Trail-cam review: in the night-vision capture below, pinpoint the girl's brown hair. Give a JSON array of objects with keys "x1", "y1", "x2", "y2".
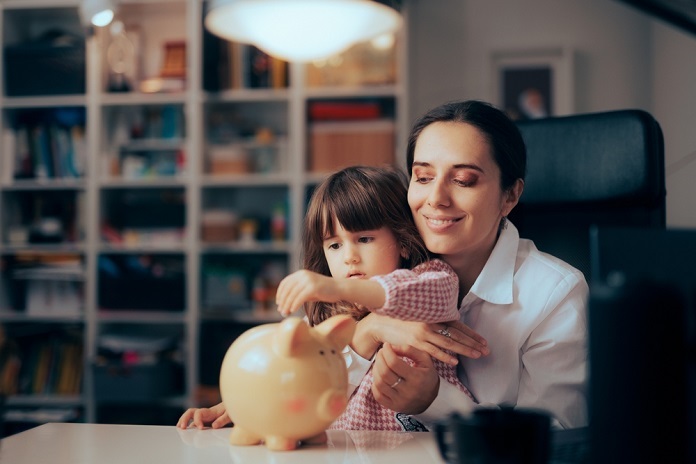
[{"x1": 302, "y1": 165, "x2": 429, "y2": 326}]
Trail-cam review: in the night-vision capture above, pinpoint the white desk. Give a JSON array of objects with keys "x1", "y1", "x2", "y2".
[{"x1": 0, "y1": 423, "x2": 445, "y2": 463}]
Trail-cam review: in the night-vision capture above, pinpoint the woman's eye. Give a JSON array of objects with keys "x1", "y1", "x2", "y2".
[
  {"x1": 414, "y1": 176, "x2": 431, "y2": 184},
  {"x1": 454, "y1": 177, "x2": 477, "y2": 187}
]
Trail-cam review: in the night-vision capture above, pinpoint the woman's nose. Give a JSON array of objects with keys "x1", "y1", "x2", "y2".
[{"x1": 427, "y1": 179, "x2": 450, "y2": 208}]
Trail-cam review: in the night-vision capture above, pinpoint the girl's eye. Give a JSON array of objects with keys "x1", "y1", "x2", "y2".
[
  {"x1": 358, "y1": 236, "x2": 374, "y2": 244},
  {"x1": 326, "y1": 242, "x2": 340, "y2": 250}
]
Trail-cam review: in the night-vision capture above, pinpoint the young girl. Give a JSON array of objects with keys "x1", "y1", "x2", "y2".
[{"x1": 177, "y1": 165, "x2": 480, "y2": 431}]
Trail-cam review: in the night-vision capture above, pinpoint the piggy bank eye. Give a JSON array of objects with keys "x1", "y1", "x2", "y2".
[
  {"x1": 331, "y1": 349, "x2": 336, "y2": 355},
  {"x1": 319, "y1": 350, "x2": 325, "y2": 355}
]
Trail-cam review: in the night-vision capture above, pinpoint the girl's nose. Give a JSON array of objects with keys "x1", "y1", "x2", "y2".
[{"x1": 343, "y1": 244, "x2": 360, "y2": 264}]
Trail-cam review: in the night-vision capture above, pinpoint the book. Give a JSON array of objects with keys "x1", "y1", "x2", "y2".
[{"x1": 309, "y1": 101, "x2": 382, "y2": 121}]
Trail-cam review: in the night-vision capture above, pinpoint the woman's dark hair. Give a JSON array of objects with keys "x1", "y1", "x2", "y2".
[
  {"x1": 406, "y1": 100, "x2": 527, "y2": 191},
  {"x1": 302, "y1": 165, "x2": 429, "y2": 326}
]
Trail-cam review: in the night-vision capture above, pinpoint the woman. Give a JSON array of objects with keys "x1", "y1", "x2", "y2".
[{"x1": 347, "y1": 100, "x2": 588, "y2": 429}]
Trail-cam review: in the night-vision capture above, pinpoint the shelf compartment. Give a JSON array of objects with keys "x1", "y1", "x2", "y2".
[
  {"x1": 306, "y1": 97, "x2": 397, "y2": 174},
  {"x1": 0, "y1": 322, "x2": 84, "y2": 398},
  {"x1": 97, "y1": 0, "x2": 188, "y2": 96},
  {"x1": 204, "y1": 100, "x2": 289, "y2": 176},
  {"x1": 201, "y1": 185, "x2": 289, "y2": 245},
  {"x1": 94, "y1": 322, "x2": 185, "y2": 404},
  {"x1": 2, "y1": 7, "x2": 85, "y2": 98},
  {"x1": 200, "y1": 252, "x2": 288, "y2": 316},
  {"x1": 1, "y1": 189, "x2": 85, "y2": 246},
  {"x1": 98, "y1": 253, "x2": 186, "y2": 312},
  {"x1": 1, "y1": 252, "x2": 84, "y2": 315},
  {"x1": 101, "y1": 104, "x2": 186, "y2": 181},
  {"x1": 2, "y1": 107, "x2": 87, "y2": 182},
  {"x1": 100, "y1": 187, "x2": 186, "y2": 247}
]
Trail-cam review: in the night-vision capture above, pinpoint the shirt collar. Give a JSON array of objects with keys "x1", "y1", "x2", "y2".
[{"x1": 468, "y1": 221, "x2": 519, "y2": 305}]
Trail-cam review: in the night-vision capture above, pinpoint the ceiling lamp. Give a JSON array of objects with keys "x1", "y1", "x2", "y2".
[
  {"x1": 80, "y1": 0, "x2": 116, "y2": 27},
  {"x1": 205, "y1": 0, "x2": 402, "y2": 62}
]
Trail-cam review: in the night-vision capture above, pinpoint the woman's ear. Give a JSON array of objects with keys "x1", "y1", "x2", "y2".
[{"x1": 501, "y1": 179, "x2": 524, "y2": 217}]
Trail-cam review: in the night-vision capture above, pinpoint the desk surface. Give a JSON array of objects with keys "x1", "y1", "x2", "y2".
[{"x1": 0, "y1": 423, "x2": 445, "y2": 463}]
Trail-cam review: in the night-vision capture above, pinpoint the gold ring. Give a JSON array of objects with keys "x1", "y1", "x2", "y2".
[{"x1": 390, "y1": 377, "x2": 403, "y2": 389}]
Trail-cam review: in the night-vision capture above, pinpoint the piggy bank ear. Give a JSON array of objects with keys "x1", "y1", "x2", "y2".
[
  {"x1": 314, "y1": 315, "x2": 356, "y2": 350},
  {"x1": 273, "y1": 317, "x2": 313, "y2": 357}
]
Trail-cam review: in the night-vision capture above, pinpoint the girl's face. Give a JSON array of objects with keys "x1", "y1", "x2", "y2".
[
  {"x1": 407, "y1": 121, "x2": 519, "y2": 265},
  {"x1": 323, "y1": 220, "x2": 402, "y2": 279}
]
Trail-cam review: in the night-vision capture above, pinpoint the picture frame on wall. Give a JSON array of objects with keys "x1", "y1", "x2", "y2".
[{"x1": 490, "y1": 48, "x2": 574, "y2": 121}]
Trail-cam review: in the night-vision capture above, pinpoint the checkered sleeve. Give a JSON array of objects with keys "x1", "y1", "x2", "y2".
[{"x1": 370, "y1": 259, "x2": 460, "y2": 323}]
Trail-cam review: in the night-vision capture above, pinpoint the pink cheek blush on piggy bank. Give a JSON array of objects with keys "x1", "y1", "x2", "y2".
[{"x1": 219, "y1": 314, "x2": 355, "y2": 451}]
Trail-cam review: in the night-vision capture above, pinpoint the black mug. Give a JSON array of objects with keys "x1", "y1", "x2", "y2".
[{"x1": 434, "y1": 407, "x2": 551, "y2": 464}]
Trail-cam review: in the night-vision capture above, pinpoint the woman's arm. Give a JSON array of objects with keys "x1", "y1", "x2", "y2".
[
  {"x1": 350, "y1": 313, "x2": 489, "y2": 364},
  {"x1": 370, "y1": 344, "x2": 477, "y2": 423}
]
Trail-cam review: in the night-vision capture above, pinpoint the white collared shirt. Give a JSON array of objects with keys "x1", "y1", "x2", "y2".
[{"x1": 345, "y1": 221, "x2": 589, "y2": 429}]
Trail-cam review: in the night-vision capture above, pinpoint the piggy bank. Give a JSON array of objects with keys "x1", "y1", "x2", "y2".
[{"x1": 219, "y1": 314, "x2": 355, "y2": 451}]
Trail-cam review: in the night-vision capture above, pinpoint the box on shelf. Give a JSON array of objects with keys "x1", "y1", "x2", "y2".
[
  {"x1": 93, "y1": 362, "x2": 180, "y2": 402},
  {"x1": 207, "y1": 145, "x2": 250, "y2": 175},
  {"x1": 4, "y1": 34, "x2": 85, "y2": 97},
  {"x1": 97, "y1": 255, "x2": 185, "y2": 311},
  {"x1": 309, "y1": 119, "x2": 395, "y2": 172},
  {"x1": 201, "y1": 210, "x2": 238, "y2": 242}
]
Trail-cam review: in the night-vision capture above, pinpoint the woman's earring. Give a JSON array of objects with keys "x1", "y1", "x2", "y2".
[{"x1": 501, "y1": 216, "x2": 508, "y2": 230}]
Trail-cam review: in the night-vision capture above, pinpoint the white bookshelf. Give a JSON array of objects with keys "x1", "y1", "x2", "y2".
[{"x1": 0, "y1": 0, "x2": 407, "y2": 429}]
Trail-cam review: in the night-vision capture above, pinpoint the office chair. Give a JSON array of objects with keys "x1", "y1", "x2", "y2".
[{"x1": 509, "y1": 109, "x2": 667, "y2": 280}]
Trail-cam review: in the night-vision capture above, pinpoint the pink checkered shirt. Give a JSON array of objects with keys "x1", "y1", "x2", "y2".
[{"x1": 330, "y1": 259, "x2": 476, "y2": 431}]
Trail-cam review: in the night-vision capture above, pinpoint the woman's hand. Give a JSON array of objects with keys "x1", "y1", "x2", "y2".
[
  {"x1": 176, "y1": 402, "x2": 231, "y2": 430},
  {"x1": 371, "y1": 343, "x2": 439, "y2": 414},
  {"x1": 352, "y1": 313, "x2": 489, "y2": 365}
]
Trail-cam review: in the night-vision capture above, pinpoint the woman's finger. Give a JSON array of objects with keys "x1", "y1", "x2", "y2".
[
  {"x1": 431, "y1": 322, "x2": 490, "y2": 358},
  {"x1": 372, "y1": 344, "x2": 439, "y2": 414}
]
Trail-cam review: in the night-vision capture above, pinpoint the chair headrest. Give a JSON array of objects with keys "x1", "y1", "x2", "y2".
[{"x1": 516, "y1": 109, "x2": 665, "y2": 205}]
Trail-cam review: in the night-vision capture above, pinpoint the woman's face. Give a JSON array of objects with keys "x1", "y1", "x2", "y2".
[{"x1": 407, "y1": 121, "x2": 519, "y2": 265}]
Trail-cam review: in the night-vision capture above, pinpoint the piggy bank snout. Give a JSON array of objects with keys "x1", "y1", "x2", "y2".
[{"x1": 317, "y1": 388, "x2": 348, "y2": 422}]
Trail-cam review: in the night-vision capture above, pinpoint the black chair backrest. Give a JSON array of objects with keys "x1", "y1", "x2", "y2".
[{"x1": 510, "y1": 109, "x2": 666, "y2": 280}]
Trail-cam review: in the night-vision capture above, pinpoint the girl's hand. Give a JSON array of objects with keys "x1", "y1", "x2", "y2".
[
  {"x1": 176, "y1": 402, "x2": 231, "y2": 430},
  {"x1": 371, "y1": 343, "x2": 439, "y2": 414},
  {"x1": 353, "y1": 313, "x2": 489, "y2": 365},
  {"x1": 276, "y1": 270, "x2": 341, "y2": 316}
]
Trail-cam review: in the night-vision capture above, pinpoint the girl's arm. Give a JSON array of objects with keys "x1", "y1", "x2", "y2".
[
  {"x1": 276, "y1": 259, "x2": 458, "y2": 322},
  {"x1": 370, "y1": 259, "x2": 460, "y2": 323},
  {"x1": 275, "y1": 270, "x2": 387, "y2": 317}
]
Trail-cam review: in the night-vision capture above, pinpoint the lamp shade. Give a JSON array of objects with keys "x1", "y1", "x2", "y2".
[
  {"x1": 80, "y1": 0, "x2": 116, "y2": 27},
  {"x1": 205, "y1": 0, "x2": 402, "y2": 62}
]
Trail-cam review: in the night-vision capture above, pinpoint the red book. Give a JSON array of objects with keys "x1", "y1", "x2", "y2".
[{"x1": 309, "y1": 102, "x2": 382, "y2": 121}]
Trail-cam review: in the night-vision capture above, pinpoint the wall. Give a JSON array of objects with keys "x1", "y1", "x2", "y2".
[
  {"x1": 651, "y1": 22, "x2": 696, "y2": 228},
  {"x1": 407, "y1": 0, "x2": 696, "y2": 228}
]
